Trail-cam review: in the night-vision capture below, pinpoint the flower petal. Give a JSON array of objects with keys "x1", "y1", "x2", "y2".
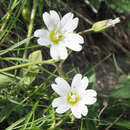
[
  {"x1": 51, "y1": 77, "x2": 70, "y2": 97},
  {"x1": 56, "y1": 105, "x2": 70, "y2": 114},
  {"x1": 34, "y1": 29, "x2": 52, "y2": 46},
  {"x1": 80, "y1": 104, "x2": 88, "y2": 116},
  {"x1": 37, "y1": 38, "x2": 51, "y2": 46},
  {"x1": 61, "y1": 12, "x2": 74, "y2": 27},
  {"x1": 71, "y1": 74, "x2": 82, "y2": 90},
  {"x1": 78, "y1": 77, "x2": 89, "y2": 93},
  {"x1": 62, "y1": 18, "x2": 79, "y2": 33},
  {"x1": 55, "y1": 77, "x2": 70, "y2": 93},
  {"x1": 50, "y1": 10, "x2": 60, "y2": 23},
  {"x1": 66, "y1": 42, "x2": 82, "y2": 51},
  {"x1": 71, "y1": 105, "x2": 82, "y2": 119},
  {"x1": 81, "y1": 90, "x2": 97, "y2": 105},
  {"x1": 66, "y1": 33, "x2": 84, "y2": 44},
  {"x1": 34, "y1": 29, "x2": 48, "y2": 38},
  {"x1": 42, "y1": 12, "x2": 52, "y2": 30},
  {"x1": 51, "y1": 84, "x2": 68, "y2": 97},
  {"x1": 58, "y1": 45, "x2": 68, "y2": 59},
  {"x1": 64, "y1": 34, "x2": 83, "y2": 51},
  {"x1": 82, "y1": 96, "x2": 97, "y2": 105},
  {"x1": 43, "y1": 10, "x2": 60, "y2": 30},
  {"x1": 84, "y1": 90, "x2": 97, "y2": 97},
  {"x1": 50, "y1": 45, "x2": 59, "y2": 59},
  {"x1": 52, "y1": 97, "x2": 65, "y2": 108},
  {"x1": 64, "y1": 33, "x2": 84, "y2": 51}
]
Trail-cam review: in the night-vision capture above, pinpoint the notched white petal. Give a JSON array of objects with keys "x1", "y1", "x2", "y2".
[
  {"x1": 85, "y1": 90, "x2": 97, "y2": 97},
  {"x1": 79, "y1": 77, "x2": 89, "y2": 91},
  {"x1": 70, "y1": 17, "x2": 79, "y2": 31},
  {"x1": 71, "y1": 74, "x2": 82, "y2": 89},
  {"x1": 51, "y1": 84, "x2": 63, "y2": 96},
  {"x1": 34, "y1": 29, "x2": 48, "y2": 38},
  {"x1": 61, "y1": 12, "x2": 74, "y2": 27},
  {"x1": 71, "y1": 34, "x2": 84, "y2": 44},
  {"x1": 82, "y1": 96, "x2": 97, "y2": 105},
  {"x1": 43, "y1": 11, "x2": 58, "y2": 30},
  {"x1": 50, "y1": 10, "x2": 60, "y2": 27},
  {"x1": 50, "y1": 46, "x2": 59, "y2": 59},
  {"x1": 42, "y1": 12, "x2": 51, "y2": 29},
  {"x1": 56, "y1": 105, "x2": 70, "y2": 114},
  {"x1": 67, "y1": 43, "x2": 82, "y2": 51},
  {"x1": 71, "y1": 107, "x2": 82, "y2": 119},
  {"x1": 37, "y1": 38, "x2": 51, "y2": 46},
  {"x1": 68, "y1": 18, "x2": 79, "y2": 32},
  {"x1": 52, "y1": 97, "x2": 64, "y2": 108},
  {"x1": 81, "y1": 105, "x2": 88, "y2": 116},
  {"x1": 58, "y1": 45, "x2": 68, "y2": 59},
  {"x1": 55, "y1": 77, "x2": 70, "y2": 92}
]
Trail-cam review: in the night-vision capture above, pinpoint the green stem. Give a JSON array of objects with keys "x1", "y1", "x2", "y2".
[
  {"x1": 0, "y1": 0, "x2": 18, "y2": 34},
  {"x1": 84, "y1": 53, "x2": 112, "y2": 75},
  {"x1": 78, "y1": 28, "x2": 93, "y2": 35},
  {"x1": 48, "y1": 111, "x2": 70, "y2": 130},
  {"x1": 23, "y1": 0, "x2": 38, "y2": 59},
  {"x1": 0, "y1": 59, "x2": 60, "y2": 73}
]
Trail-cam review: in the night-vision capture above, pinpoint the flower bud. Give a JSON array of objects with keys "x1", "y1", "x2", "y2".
[
  {"x1": 22, "y1": 7, "x2": 31, "y2": 21},
  {"x1": 92, "y1": 18, "x2": 120, "y2": 32}
]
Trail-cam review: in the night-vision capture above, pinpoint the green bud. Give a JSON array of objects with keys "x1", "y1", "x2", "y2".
[
  {"x1": 92, "y1": 18, "x2": 120, "y2": 32},
  {"x1": 92, "y1": 20, "x2": 109, "y2": 32},
  {"x1": 22, "y1": 7, "x2": 31, "y2": 21}
]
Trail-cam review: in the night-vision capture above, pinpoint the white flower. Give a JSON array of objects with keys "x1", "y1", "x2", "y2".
[
  {"x1": 51, "y1": 74, "x2": 97, "y2": 119},
  {"x1": 34, "y1": 10, "x2": 84, "y2": 60}
]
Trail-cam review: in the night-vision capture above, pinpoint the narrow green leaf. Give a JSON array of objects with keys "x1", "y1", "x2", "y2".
[
  {"x1": 22, "y1": 101, "x2": 39, "y2": 129},
  {"x1": 0, "y1": 73, "x2": 12, "y2": 87},
  {"x1": 0, "y1": 103, "x2": 15, "y2": 123},
  {"x1": 85, "y1": 119, "x2": 97, "y2": 130},
  {"x1": 116, "y1": 120, "x2": 130, "y2": 129},
  {"x1": 5, "y1": 117, "x2": 25, "y2": 130},
  {"x1": 0, "y1": 36, "x2": 33, "y2": 56}
]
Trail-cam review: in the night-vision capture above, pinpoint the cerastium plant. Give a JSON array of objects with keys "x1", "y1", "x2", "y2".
[{"x1": 0, "y1": 4, "x2": 121, "y2": 129}]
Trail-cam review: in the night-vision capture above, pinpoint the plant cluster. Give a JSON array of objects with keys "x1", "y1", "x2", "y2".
[{"x1": 0, "y1": 0, "x2": 130, "y2": 130}]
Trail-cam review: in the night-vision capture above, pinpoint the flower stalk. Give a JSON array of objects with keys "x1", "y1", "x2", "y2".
[
  {"x1": 23, "y1": 0, "x2": 38, "y2": 59},
  {"x1": 48, "y1": 111, "x2": 70, "y2": 130},
  {"x1": 0, "y1": 59, "x2": 60, "y2": 73}
]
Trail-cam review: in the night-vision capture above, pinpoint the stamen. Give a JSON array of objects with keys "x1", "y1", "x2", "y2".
[
  {"x1": 49, "y1": 30, "x2": 63, "y2": 45},
  {"x1": 67, "y1": 92, "x2": 80, "y2": 106}
]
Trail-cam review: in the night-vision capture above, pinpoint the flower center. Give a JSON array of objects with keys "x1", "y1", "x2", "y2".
[
  {"x1": 67, "y1": 92, "x2": 80, "y2": 106},
  {"x1": 49, "y1": 30, "x2": 63, "y2": 45}
]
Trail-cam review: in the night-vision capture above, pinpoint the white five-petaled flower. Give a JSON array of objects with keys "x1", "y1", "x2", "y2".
[
  {"x1": 34, "y1": 10, "x2": 84, "y2": 60},
  {"x1": 51, "y1": 74, "x2": 97, "y2": 119}
]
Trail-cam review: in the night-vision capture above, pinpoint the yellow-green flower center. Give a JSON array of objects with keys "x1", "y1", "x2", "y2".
[
  {"x1": 67, "y1": 92, "x2": 80, "y2": 106},
  {"x1": 49, "y1": 30, "x2": 63, "y2": 45}
]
